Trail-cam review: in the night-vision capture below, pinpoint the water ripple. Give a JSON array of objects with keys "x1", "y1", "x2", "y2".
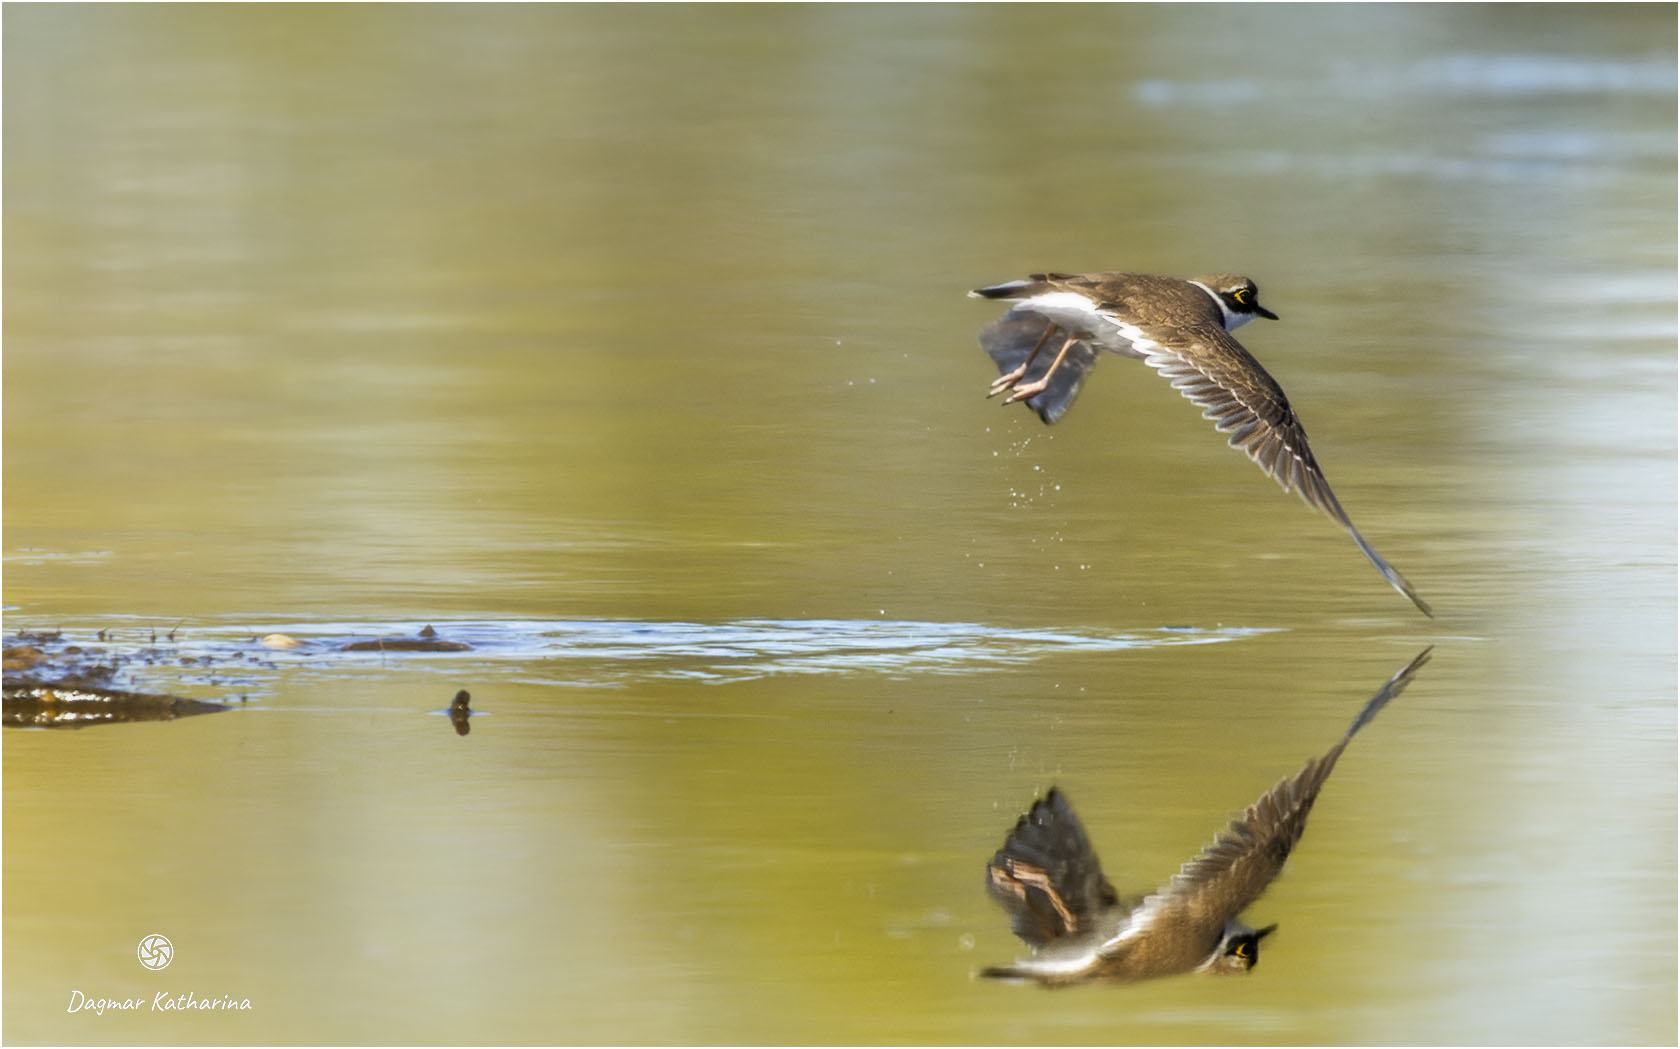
[{"x1": 185, "y1": 618, "x2": 1280, "y2": 688}]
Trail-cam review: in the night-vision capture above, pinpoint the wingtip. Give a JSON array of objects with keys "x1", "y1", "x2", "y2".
[
  {"x1": 1394, "y1": 645, "x2": 1434, "y2": 683},
  {"x1": 1345, "y1": 645, "x2": 1433, "y2": 740},
  {"x1": 1344, "y1": 523, "x2": 1433, "y2": 618},
  {"x1": 1396, "y1": 578, "x2": 1434, "y2": 618}
]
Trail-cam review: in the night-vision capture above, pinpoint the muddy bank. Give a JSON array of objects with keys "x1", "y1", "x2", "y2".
[
  {"x1": 3, "y1": 680, "x2": 232, "y2": 729},
  {"x1": 3, "y1": 624, "x2": 474, "y2": 729}
]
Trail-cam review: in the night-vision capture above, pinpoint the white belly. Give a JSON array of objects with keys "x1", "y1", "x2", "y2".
[{"x1": 1008, "y1": 292, "x2": 1158, "y2": 357}]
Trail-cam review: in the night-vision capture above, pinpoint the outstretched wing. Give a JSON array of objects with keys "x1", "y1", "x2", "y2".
[
  {"x1": 987, "y1": 788, "x2": 1121, "y2": 947},
  {"x1": 1141, "y1": 327, "x2": 1432, "y2": 617},
  {"x1": 1123, "y1": 752, "x2": 1339, "y2": 949},
  {"x1": 977, "y1": 312, "x2": 1103, "y2": 424},
  {"x1": 1113, "y1": 648, "x2": 1431, "y2": 947}
]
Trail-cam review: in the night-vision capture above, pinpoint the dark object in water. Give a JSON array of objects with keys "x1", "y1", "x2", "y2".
[
  {"x1": 4, "y1": 680, "x2": 232, "y2": 730},
  {"x1": 449, "y1": 689, "x2": 472, "y2": 736},
  {"x1": 343, "y1": 626, "x2": 471, "y2": 653},
  {"x1": 342, "y1": 638, "x2": 471, "y2": 652}
]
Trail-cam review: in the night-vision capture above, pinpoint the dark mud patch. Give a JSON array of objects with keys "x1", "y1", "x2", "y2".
[{"x1": 4, "y1": 680, "x2": 231, "y2": 729}]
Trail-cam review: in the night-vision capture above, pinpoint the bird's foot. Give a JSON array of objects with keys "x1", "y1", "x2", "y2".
[
  {"x1": 988, "y1": 367, "x2": 1028, "y2": 397},
  {"x1": 1001, "y1": 377, "x2": 1050, "y2": 405}
]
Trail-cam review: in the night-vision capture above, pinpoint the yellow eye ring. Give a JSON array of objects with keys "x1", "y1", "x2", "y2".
[{"x1": 1232, "y1": 290, "x2": 1251, "y2": 305}]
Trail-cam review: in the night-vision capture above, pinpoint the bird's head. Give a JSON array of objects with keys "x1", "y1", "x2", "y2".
[{"x1": 1192, "y1": 274, "x2": 1279, "y2": 331}]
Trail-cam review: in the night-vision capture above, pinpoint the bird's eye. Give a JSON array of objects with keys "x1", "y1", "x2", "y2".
[
  {"x1": 1233, "y1": 942, "x2": 1250, "y2": 959},
  {"x1": 1231, "y1": 289, "x2": 1251, "y2": 306}
]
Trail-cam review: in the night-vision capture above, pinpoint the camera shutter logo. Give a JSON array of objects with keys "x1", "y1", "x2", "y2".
[{"x1": 137, "y1": 934, "x2": 173, "y2": 971}]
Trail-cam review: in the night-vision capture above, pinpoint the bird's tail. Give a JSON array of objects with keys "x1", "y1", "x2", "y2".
[{"x1": 969, "y1": 278, "x2": 1044, "y2": 300}]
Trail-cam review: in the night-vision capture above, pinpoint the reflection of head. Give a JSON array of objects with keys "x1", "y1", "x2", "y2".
[{"x1": 1205, "y1": 922, "x2": 1278, "y2": 974}]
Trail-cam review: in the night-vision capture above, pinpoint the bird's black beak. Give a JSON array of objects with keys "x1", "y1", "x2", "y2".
[
  {"x1": 1255, "y1": 924, "x2": 1279, "y2": 942},
  {"x1": 1256, "y1": 304, "x2": 1279, "y2": 321}
]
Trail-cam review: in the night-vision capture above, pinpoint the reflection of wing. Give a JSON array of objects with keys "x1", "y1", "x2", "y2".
[
  {"x1": 1120, "y1": 749, "x2": 1341, "y2": 950},
  {"x1": 1141, "y1": 327, "x2": 1432, "y2": 618},
  {"x1": 978, "y1": 314, "x2": 1102, "y2": 425},
  {"x1": 1114, "y1": 647, "x2": 1432, "y2": 949},
  {"x1": 986, "y1": 789, "x2": 1120, "y2": 947}
]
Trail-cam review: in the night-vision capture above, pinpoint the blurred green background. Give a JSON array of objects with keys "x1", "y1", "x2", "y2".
[{"x1": 5, "y1": 4, "x2": 1674, "y2": 1044}]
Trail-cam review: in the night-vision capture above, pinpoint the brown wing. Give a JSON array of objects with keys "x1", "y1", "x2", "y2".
[
  {"x1": 1119, "y1": 647, "x2": 1431, "y2": 942},
  {"x1": 987, "y1": 788, "x2": 1122, "y2": 948},
  {"x1": 1141, "y1": 327, "x2": 1432, "y2": 617}
]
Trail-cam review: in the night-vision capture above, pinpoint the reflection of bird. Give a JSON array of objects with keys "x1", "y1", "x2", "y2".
[
  {"x1": 972, "y1": 271, "x2": 1430, "y2": 617},
  {"x1": 981, "y1": 647, "x2": 1432, "y2": 985}
]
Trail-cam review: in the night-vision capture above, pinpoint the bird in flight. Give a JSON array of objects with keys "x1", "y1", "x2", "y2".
[{"x1": 972, "y1": 271, "x2": 1431, "y2": 617}]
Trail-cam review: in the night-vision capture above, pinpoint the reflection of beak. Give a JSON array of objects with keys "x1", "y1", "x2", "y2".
[
  {"x1": 1256, "y1": 304, "x2": 1279, "y2": 321},
  {"x1": 1255, "y1": 924, "x2": 1279, "y2": 942}
]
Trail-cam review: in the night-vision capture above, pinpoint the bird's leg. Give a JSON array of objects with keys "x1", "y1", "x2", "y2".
[
  {"x1": 1002, "y1": 331, "x2": 1082, "y2": 405},
  {"x1": 988, "y1": 321, "x2": 1059, "y2": 397}
]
